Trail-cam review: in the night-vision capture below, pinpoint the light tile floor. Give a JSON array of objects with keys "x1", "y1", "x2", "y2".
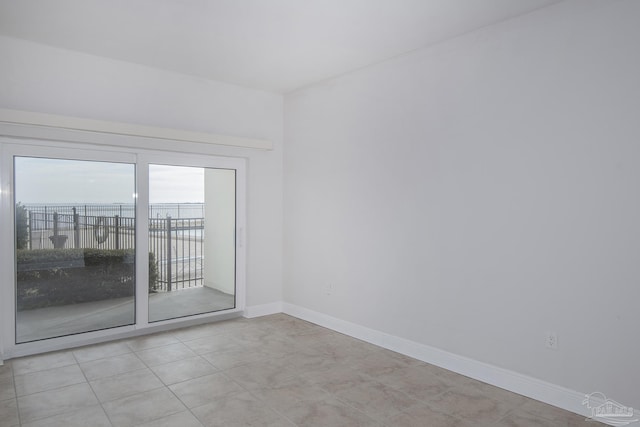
[{"x1": 0, "y1": 314, "x2": 604, "y2": 427}]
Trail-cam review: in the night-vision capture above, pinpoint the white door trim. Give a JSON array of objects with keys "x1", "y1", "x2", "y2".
[{"x1": 0, "y1": 138, "x2": 247, "y2": 360}]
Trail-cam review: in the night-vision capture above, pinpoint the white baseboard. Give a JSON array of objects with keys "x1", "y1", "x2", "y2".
[
  {"x1": 243, "y1": 301, "x2": 283, "y2": 318},
  {"x1": 282, "y1": 302, "x2": 599, "y2": 422}
]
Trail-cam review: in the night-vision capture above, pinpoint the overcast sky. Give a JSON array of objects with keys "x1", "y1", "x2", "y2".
[
  {"x1": 149, "y1": 164, "x2": 204, "y2": 203},
  {"x1": 15, "y1": 158, "x2": 205, "y2": 204}
]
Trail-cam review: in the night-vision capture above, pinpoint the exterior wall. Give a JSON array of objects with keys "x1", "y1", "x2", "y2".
[{"x1": 204, "y1": 168, "x2": 236, "y2": 295}]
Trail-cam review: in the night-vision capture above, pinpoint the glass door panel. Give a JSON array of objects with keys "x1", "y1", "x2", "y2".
[
  {"x1": 148, "y1": 165, "x2": 236, "y2": 322},
  {"x1": 14, "y1": 157, "x2": 136, "y2": 343}
]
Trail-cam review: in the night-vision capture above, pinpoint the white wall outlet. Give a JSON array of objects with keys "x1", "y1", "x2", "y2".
[
  {"x1": 324, "y1": 282, "x2": 333, "y2": 295},
  {"x1": 545, "y1": 331, "x2": 558, "y2": 350}
]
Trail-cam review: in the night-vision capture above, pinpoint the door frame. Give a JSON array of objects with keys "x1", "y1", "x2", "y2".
[{"x1": 0, "y1": 138, "x2": 246, "y2": 360}]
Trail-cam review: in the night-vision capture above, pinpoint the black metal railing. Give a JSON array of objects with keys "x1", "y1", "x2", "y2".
[
  {"x1": 24, "y1": 203, "x2": 205, "y2": 221},
  {"x1": 27, "y1": 210, "x2": 135, "y2": 250},
  {"x1": 23, "y1": 206, "x2": 204, "y2": 291},
  {"x1": 149, "y1": 217, "x2": 204, "y2": 292}
]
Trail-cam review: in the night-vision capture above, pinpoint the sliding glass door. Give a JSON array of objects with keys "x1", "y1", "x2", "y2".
[
  {"x1": 1, "y1": 142, "x2": 245, "y2": 354},
  {"x1": 14, "y1": 156, "x2": 136, "y2": 343},
  {"x1": 148, "y1": 164, "x2": 236, "y2": 322}
]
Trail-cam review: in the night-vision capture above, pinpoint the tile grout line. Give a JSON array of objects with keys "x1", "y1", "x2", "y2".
[
  {"x1": 329, "y1": 381, "x2": 424, "y2": 425},
  {"x1": 128, "y1": 332, "x2": 202, "y2": 426},
  {"x1": 214, "y1": 368, "x2": 300, "y2": 426},
  {"x1": 71, "y1": 350, "x2": 116, "y2": 427},
  {"x1": 12, "y1": 362, "x2": 22, "y2": 427},
  {"x1": 162, "y1": 330, "x2": 303, "y2": 426},
  {"x1": 174, "y1": 350, "x2": 222, "y2": 427},
  {"x1": 81, "y1": 359, "x2": 148, "y2": 383}
]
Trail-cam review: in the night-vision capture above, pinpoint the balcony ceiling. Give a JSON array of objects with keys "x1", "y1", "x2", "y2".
[{"x1": 0, "y1": 0, "x2": 562, "y2": 93}]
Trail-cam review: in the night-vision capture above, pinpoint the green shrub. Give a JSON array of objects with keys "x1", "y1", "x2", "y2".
[
  {"x1": 148, "y1": 251, "x2": 159, "y2": 292},
  {"x1": 15, "y1": 203, "x2": 28, "y2": 250},
  {"x1": 17, "y1": 248, "x2": 159, "y2": 309}
]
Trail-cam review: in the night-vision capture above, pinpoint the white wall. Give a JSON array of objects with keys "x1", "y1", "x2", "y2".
[
  {"x1": 204, "y1": 168, "x2": 237, "y2": 295},
  {"x1": 0, "y1": 35, "x2": 284, "y2": 308},
  {"x1": 284, "y1": 0, "x2": 640, "y2": 408}
]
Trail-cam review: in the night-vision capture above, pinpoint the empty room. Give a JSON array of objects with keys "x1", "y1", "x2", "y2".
[{"x1": 0, "y1": 0, "x2": 638, "y2": 426}]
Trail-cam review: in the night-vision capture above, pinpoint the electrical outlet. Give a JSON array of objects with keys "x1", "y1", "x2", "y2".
[
  {"x1": 545, "y1": 331, "x2": 558, "y2": 350},
  {"x1": 324, "y1": 282, "x2": 333, "y2": 296}
]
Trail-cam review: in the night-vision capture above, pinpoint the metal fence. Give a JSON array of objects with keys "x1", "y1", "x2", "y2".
[
  {"x1": 150, "y1": 217, "x2": 204, "y2": 292},
  {"x1": 23, "y1": 205, "x2": 204, "y2": 292},
  {"x1": 27, "y1": 210, "x2": 135, "y2": 251},
  {"x1": 24, "y1": 203, "x2": 205, "y2": 220}
]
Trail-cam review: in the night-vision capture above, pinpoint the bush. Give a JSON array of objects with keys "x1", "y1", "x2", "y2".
[
  {"x1": 17, "y1": 248, "x2": 159, "y2": 310},
  {"x1": 148, "y1": 251, "x2": 159, "y2": 292},
  {"x1": 15, "y1": 203, "x2": 28, "y2": 250}
]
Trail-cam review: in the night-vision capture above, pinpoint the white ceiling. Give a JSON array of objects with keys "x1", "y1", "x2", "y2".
[{"x1": 0, "y1": 0, "x2": 562, "y2": 93}]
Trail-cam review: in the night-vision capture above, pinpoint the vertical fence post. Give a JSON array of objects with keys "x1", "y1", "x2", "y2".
[
  {"x1": 166, "y1": 216, "x2": 172, "y2": 292},
  {"x1": 52, "y1": 212, "x2": 58, "y2": 237},
  {"x1": 49, "y1": 212, "x2": 68, "y2": 249},
  {"x1": 114, "y1": 215, "x2": 120, "y2": 250},
  {"x1": 44, "y1": 205, "x2": 48, "y2": 230},
  {"x1": 28, "y1": 210, "x2": 32, "y2": 250},
  {"x1": 73, "y1": 207, "x2": 80, "y2": 248}
]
